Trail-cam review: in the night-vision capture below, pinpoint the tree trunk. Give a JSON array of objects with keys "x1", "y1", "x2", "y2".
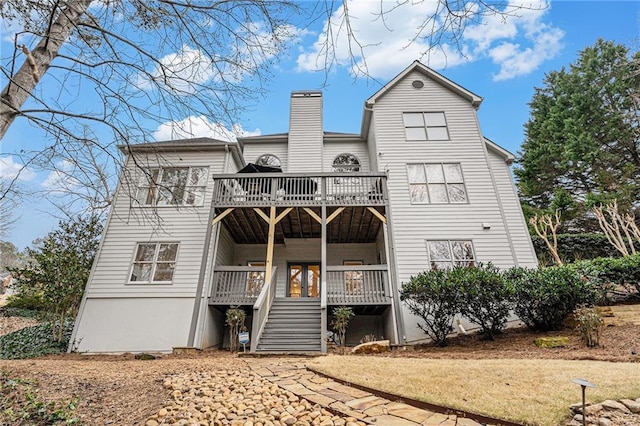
[{"x1": 0, "y1": 0, "x2": 93, "y2": 139}]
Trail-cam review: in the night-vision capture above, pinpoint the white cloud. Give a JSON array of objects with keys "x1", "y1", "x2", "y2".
[
  {"x1": 0, "y1": 156, "x2": 36, "y2": 181},
  {"x1": 297, "y1": 0, "x2": 563, "y2": 80},
  {"x1": 153, "y1": 116, "x2": 261, "y2": 142},
  {"x1": 465, "y1": 0, "x2": 564, "y2": 81},
  {"x1": 42, "y1": 161, "x2": 79, "y2": 192}
]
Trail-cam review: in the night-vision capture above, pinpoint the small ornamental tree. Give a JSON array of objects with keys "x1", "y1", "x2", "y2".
[
  {"x1": 8, "y1": 215, "x2": 103, "y2": 342},
  {"x1": 331, "y1": 306, "x2": 354, "y2": 351},
  {"x1": 400, "y1": 270, "x2": 461, "y2": 347},
  {"x1": 225, "y1": 306, "x2": 246, "y2": 353}
]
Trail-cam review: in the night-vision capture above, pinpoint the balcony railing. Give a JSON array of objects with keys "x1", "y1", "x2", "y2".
[
  {"x1": 210, "y1": 266, "x2": 266, "y2": 305},
  {"x1": 209, "y1": 265, "x2": 390, "y2": 305},
  {"x1": 211, "y1": 173, "x2": 387, "y2": 207},
  {"x1": 326, "y1": 265, "x2": 390, "y2": 305}
]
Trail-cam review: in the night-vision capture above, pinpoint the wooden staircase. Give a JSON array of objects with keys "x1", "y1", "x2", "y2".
[{"x1": 255, "y1": 298, "x2": 322, "y2": 353}]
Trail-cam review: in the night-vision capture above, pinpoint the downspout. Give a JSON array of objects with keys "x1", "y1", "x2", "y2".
[{"x1": 187, "y1": 145, "x2": 231, "y2": 347}]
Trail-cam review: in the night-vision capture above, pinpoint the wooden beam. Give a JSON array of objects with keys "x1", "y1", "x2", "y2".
[
  {"x1": 254, "y1": 208, "x2": 269, "y2": 223},
  {"x1": 211, "y1": 208, "x2": 234, "y2": 226},
  {"x1": 303, "y1": 207, "x2": 322, "y2": 224},
  {"x1": 275, "y1": 207, "x2": 293, "y2": 224},
  {"x1": 265, "y1": 206, "x2": 277, "y2": 286},
  {"x1": 367, "y1": 207, "x2": 387, "y2": 224},
  {"x1": 327, "y1": 207, "x2": 346, "y2": 224}
]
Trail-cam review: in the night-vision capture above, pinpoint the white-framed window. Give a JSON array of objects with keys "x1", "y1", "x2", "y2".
[
  {"x1": 403, "y1": 112, "x2": 449, "y2": 140},
  {"x1": 129, "y1": 242, "x2": 179, "y2": 283},
  {"x1": 407, "y1": 163, "x2": 467, "y2": 203},
  {"x1": 136, "y1": 167, "x2": 208, "y2": 207},
  {"x1": 426, "y1": 240, "x2": 475, "y2": 270},
  {"x1": 255, "y1": 154, "x2": 281, "y2": 168}
]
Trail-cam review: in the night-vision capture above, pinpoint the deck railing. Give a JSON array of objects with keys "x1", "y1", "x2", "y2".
[
  {"x1": 211, "y1": 173, "x2": 387, "y2": 207},
  {"x1": 209, "y1": 264, "x2": 390, "y2": 305},
  {"x1": 210, "y1": 266, "x2": 266, "y2": 305},
  {"x1": 250, "y1": 266, "x2": 278, "y2": 352},
  {"x1": 326, "y1": 265, "x2": 390, "y2": 305}
]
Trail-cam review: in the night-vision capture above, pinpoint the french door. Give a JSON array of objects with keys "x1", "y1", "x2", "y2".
[{"x1": 288, "y1": 263, "x2": 320, "y2": 298}]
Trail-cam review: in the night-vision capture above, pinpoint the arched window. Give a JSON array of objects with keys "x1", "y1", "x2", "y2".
[
  {"x1": 332, "y1": 154, "x2": 360, "y2": 173},
  {"x1": 255, "y1": 154, "x2": 281, "y2": 168}
]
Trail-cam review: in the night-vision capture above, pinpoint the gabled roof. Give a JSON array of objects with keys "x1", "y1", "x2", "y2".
[
  {"x1": 365, "y1": 61, "x2": 483, "y2": 108},
  {"x1": 484, "y1": 137, "x2": 515, "y2": 164},
  {"x1": 118, "y1": 137, "x2": 241, "y2": 153}
]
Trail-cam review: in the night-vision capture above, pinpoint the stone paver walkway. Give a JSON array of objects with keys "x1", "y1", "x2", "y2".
[{"x1": 245, "y1": 358, "x2": 486, "y2": 426}]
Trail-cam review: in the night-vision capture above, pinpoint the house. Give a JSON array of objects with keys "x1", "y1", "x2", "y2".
[{"x1": 69, "y1": 61, "x2": 537, "y2": 353}]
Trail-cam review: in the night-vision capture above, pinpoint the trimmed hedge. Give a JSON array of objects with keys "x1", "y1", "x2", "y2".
[
  {"x1": 506, "y1": 266, "x2": 597, "y2": 331},
  {"x1": 571, "y1": 253, "x2": 640, "y2": 302}
]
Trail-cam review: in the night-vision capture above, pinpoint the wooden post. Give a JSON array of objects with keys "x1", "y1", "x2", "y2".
[{"x1": 265, "y1": 206, "x2": 276, "y2": 286}]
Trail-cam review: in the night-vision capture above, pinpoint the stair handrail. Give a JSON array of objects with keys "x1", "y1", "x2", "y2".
[{"x1": 250, "y1": 266, "x2": 277, "y2": 352}]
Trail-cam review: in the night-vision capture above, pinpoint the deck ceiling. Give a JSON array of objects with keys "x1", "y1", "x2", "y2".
[{"x1": 216, "y1": 206, "x2": 384, "y2": 244}]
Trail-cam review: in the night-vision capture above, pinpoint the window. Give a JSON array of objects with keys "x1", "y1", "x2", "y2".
[
  {"x1": 403, "y1": 112, "x2": 449, "y2": 140},
  {"x1": 407, "y1": 163, "x2": 467, "y2": 203},
  {"x1": 344, "y1": 261, "x2": 364, "y2": 295},
  {"x1": 426, "y1": 240, "x2": 475, "y2": 270},
  {"x1": 255, "y1": 154, "x2": 281, "y2": 168},
  {"x1": 130, "y1": 243, "x2": 179, "y2": 283},
  {"x1": 332, "y1": 154, "x2": 360, "y2": 173},
  {"x1": 137, "y1": 167, "x2": 208, "y2": 206}
]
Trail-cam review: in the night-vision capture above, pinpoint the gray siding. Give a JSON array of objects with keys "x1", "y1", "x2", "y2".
[
  {"x1": 288, "y1": 94, "x2": 323, "y2": 172},
  {"x1": 486, "y1": 148, "x2": 538, "y2": 267},
  {"x1": 84, "y1": 150, "x2": 225, "y2": 299},
  {"x1": 369, "y1": 70, "x2": 520, "y2": 342},
  {"x1": 322, "y1": 140, "x2": 370, "y2": 172},
  {"x1": 243, "y1": 141, "x2": 288, "y2": 171}
]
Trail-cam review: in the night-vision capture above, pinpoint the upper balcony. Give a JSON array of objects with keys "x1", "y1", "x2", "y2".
[{"x1": 211, "y1": 173, "x2": 387, "y2": 208}]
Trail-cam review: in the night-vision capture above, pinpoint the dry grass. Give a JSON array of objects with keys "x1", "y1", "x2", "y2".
[{"x1": 307, "y1": 356, "x2": 640, "y2": 426}]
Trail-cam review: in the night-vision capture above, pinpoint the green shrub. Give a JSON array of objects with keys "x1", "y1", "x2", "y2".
[
  {"x1": 452, "y1": 264, "x2": 513, "y2": 340},
  {"x1": 5, "y1": 292, "x2": 46, "y2": 311},
  {"x1": 0, "y1": 321, "x2": 73, "y2": 360},
  {"x1": 400, "y1": 270, "x2": 462, "y2": 346},
  {"x1": 507, "y1": 266, "x2": 597, "y2": 331}
]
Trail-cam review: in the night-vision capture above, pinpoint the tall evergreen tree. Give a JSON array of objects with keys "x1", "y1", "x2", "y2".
[{"x1": 515, "y1": 39, "x2": 640, "y2": 231}]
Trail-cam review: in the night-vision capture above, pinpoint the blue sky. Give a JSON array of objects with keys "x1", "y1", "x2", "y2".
[{"x1": 1, "y1": 0, "x2": 639, "y2": 250}]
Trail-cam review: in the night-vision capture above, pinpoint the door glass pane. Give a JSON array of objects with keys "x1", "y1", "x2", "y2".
[
  {"x1": 289, "y1": 265, "x2": 302, "y2": 298},
  {"x1": 307, "y1": 264, "x2": 320, "y2": 297}
]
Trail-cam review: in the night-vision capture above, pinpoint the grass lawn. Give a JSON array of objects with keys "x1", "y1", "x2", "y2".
[{"x1": 307, "y1": 356, "x2": 640, "y2": 426}]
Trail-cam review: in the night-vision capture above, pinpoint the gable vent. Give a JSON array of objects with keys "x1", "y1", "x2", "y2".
[{"x1": 412, "y1": 80, "x2": 424, "y2": 89}]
